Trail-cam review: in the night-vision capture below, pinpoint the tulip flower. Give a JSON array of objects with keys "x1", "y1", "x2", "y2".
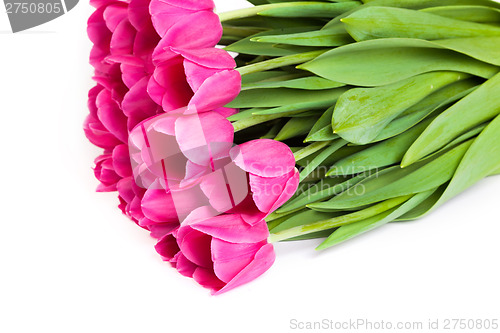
[{"x1": 156, "y1": 207, "x2": 276, "y2": 295}]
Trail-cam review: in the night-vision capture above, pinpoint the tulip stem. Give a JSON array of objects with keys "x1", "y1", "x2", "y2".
[
  {"x1": 293, "y1": 141, "x2": 332, "y2": 162},
  {"x1": 268, "y1": 195, "x2": 412, "y2": 243},
  {"x1": 219, "y1": 3, "x2": 319, "y2": 22},
  {"x1": 233, "y1": 110, "x2": 311, "y2": 132},
  {"x1": 236, "y1": 50, "x2": 327, "y2": 76}
]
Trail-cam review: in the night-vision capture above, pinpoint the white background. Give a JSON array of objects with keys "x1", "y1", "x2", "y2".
[{"x1": 1, "y1": 1, "x2": 500, "y2": 332}]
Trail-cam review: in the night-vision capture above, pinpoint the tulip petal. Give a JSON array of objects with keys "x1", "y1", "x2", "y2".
[
  {"x1": 174, "y1": 112, "x2": 234, "y2": 166},
  {"x1": 84, "y1": 114, "x2": 122, "y2": 149},
  {"x1": 214, "y1": 243, "x2": 275, "y2": 295},
  {"x1": 193, "y1": 267, "x2": 226, "y2": 292},
  {"x1": 141, "y1": 186, "x2": 179, "y2": 223},
  {"x1": 178, "y1": 229, "x2": 213, "y2": 268},
  {"x1": 189, "y1": 70, "x2": 242, "y2": 112},
  {"x1": 212, "y1": 239, "x2": 266, "y2": 284},
  {"x1": 152, "y1": 11, "x2": 222, "y2": 64},
  {"x1": 112, "y1": 144, "x2": 133, "y2": 178},
  {"x1": 190, "y1": 215, "x2": 269, "y2": 243},
  {"x1": 122, "y1": 76, "x2": 160, "y2": 129},
  {"x1": 148, "y1": 57, "x2": 193, "y2": 111},
  {"x1": 230, "y1": 139, "x2": 296, "y2": 178},
  {"x1": 269, "y1": 168, "x2": 300, "y2": 213},
  {"x1": 176, "y1": 253, "x2": 197, "y2": 278},
  {"x1": 249, "y1": 169, "x2": 299, "y2": 213},
  {"x1": 214, "y1": 107, "x2": 238, "y2": 118},
  {"x1": 110, "y1": 20, "x2": 136, "y2": 56},
  {"x1": 96, "y1": 89, "x2": 128, "y2": 143},
  {"x1": 103, "y1": 4, "x2": 128, "y2": 32},
  {"x1": 155, "y1": 232, "x2": 180, "y2": 261}
]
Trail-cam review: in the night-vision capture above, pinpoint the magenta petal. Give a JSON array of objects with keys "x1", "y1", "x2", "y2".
[
  {"x1": 122, "y1": 76, "x2": 160, "y2": 129},
  {"x1": 190, "y1": 215, "x2": 269, "y2": 244},
  {"x1": 154, "y1": 0, "x2": 214, "y2": 11},
  {"x1": 96, "y1": 89, "x2": 128, "y2": 143},
  {"x1": 167, "y1": 185, "x2": 212, "y2": 221},
  {"x1": 214, "y1": 107, "x2": 238, "y2": 118},
  {"x1": 212, "y1": 238, "x2": 265, "y2": 284},
  {"x1": 176, "y1": 253, "x2": 197, "y2": 278},
  {"x1": 214, "y1": 243, "x2": 275, "y2": 295},
  {"x1": 87, "y1": 9, "x2": 111, "y2": 50},
  {"x1": 110, "y1": 20, "x2": 136, "y2": 56},
  {"x1": 128, "y1": 0, "x2": 154, "y2": 31},
  {"x1": 178, "y1": 228, "x2": 213, "y2": 268},
  {"x1": 249, "y1": 169, "x2": 297, "y2": 213},
  {"x1": 155, "y1": 233, "x2": 180, "y2": 261},
  {"x1": 150, "y1": 3, "x2": 194, "y2": 37},
  {"x1": 230, "y1": 139, "x2": 296, "y2": 178},
  {"x1": 199, "y1": 171, "x2": 233, "y2": 213},
  {"x1": 189, "y1": 70, "x2": 241, "y2": 112},
  {"x1": 175, "y1": 47, "x2": 236, "y2": 70},
  {"x1": 149, "y1": 57, "x2": 193, "y2": 111},
  {"x1": 174, "y1": 112, "x2": 234, "y2": 166},
  {"x1": 183, "y1": 160, "x2": 211, "y2": 184},
  {"x1": 122, "y1": 62, "x2": 149, "y2": 89},
  {"x1": 84, "y1": 114, "x2": 122, "y2": 149},
  {"x1": 149, "y1": 223, "x2": 178, "y2": 239},
  {"x1": 192, "y1": 267, "x2": 226, "y2": 292},
  {"x1": 152, "y1": 11, "x2": 222, "y2": 64},
  {"x1": 183, "y1": 60, "x2": 220, "y2": 94},
  {"x1": 112, "y1": 144, "x2": 133, "y2": 178},
  {"x1": 269, "y1": 168, "x2": 300, "y2": 213},
  {"x1": 117, "y1": 177, "x2": 135, "y2": 205},
  {"x1": 141, "y1": 186, "x2": 179, "y2": 223},
  {"x1": 102, "y1": 4, "x2": 128, "y2": 32},
  {"x1": 200, "y1": 162, "x2": 249, "y2": 212}
]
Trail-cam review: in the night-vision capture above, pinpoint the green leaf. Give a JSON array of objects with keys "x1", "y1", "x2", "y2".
[
  {"x1": 398, "y1": 116, "x2": 500, "y2": 220},
  {"x1": 277, "y1": 173, "x2": 369, "y2": 213},
  {"x1": 333, "y1": 71, "x2": 465, "y2": 144},
  {"x1": 270, "y1": 209, "x2": 343, "y2": 234},
  {"x1": 225, "y1": 27, "x2": 320, "y2": 56},
  {"x1": 226, "y1": 87, "x2": 345, "y2": 108},
  {"x1": 364, "y1": 0, "x2": 500, "y2": 10},
  {"x1": 342, "y1": 6, "x2": 500, "y2": 41},
  {"x1": 275, "y1": 116, "x2": 318, "y2": 141},
  {"x1": 241, "y1": 71, "x2": 300, "y2": 85},
  {"x1": 252, "y1": 24, "x2": 353, "y2": 47},
  {"x1": 372, "y1": 78, "x2": 480, "y2": 142},
  {"x1": 298, "y1": 38, "x2": 499, "y2": 87},
  {"x1": 258, "y1": 1, "x2": 361, "y2": 18},
  {"x1": 422, "y1": 5, "x2": 500, "y2": 23},
  {"x1": 317, "y1": 189, "x2": 436, "y2": 249},
  {"x1": 396, "y1": 185, "x2": 446, "y2": 221},
  {"x1": 403, "y1": 72, "x2": 500, "y2": 166},
  {"x1": 251, "y1": 100, "x2": 336, "y2": 116},
  {"x1": 269, "y1": 195, "x2": 412, "y2": 242},
  {"x1": 312, "y1": 140, "x2": 473, "y2": 210},
  {"x1": 306, "y1": 105, "x2": 335, "y2": 142},
  {"x1": 435, "y1": 113, "x2": 500, "y2": 206},
  {"x1": 242, "y1": 76, "x2": 345, "y2": 90},
  {"x1": 299, "y1": 139, "x2": 347, "y2": 181},
  {"x1": 328, "y1": 117, "x2": 433, "y2": 176}
]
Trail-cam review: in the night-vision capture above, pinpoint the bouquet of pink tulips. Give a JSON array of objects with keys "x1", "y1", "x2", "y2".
[{"x1": 85, "y1": 0, "x2": 500, "y2": 294}]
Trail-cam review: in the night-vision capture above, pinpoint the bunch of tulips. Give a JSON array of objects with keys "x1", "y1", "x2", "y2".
[{"x1": 85, "y1": 0, "x2": 500, "y2": 294}]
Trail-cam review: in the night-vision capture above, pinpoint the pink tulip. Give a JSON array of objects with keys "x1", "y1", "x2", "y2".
[
  {"x1": 149, "y1": 0, "x2": 221, "y2": 64},
  {"x1": 230, "y1": 139, "x2": 300, "y2": 220},
  {"x1": 84, "y1": 86, "x2": 123, "y2": 150},
  {"x1": 149, "y1": 0, "x2": 215, "y2": 38},
  {"x1": 148, "y1": 48, "x2": 240, "y2": 113},
  {"x1": 156, "y1": 207, "x2": 275, "y2": 295}
]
